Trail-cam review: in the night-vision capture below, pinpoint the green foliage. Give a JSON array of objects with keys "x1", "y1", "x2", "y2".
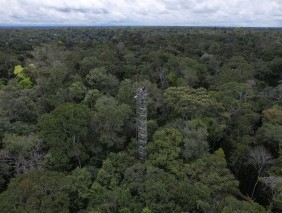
[
  {"x1": 216, "y1": 82, "x2": 254, "y2": 115},
  {"x1": 147, "y1": 119, "x2": 159, "y2": 140},
  {"x1": 163, "y1": 86, "x2": 223, "y2": 119},
  {"x1": 80, "y1": 56, "x2": 101, "y2": 75},
  {"x1": 39, "y1": 103, "x2": 90, "y2": 170},
  {"x1": 93, "y1": 96, "x2": 132, "y2": 149},
  {"x1": 123, "y1": 163, "x2": 146, "y2": 195},
  {"x1": 177, "y1": 58, "x2": 200, "y2": 87},
  {"x1": 272, "y1": 191, "x2": 282, "y2": 212},
  {"x1": 39, "y1": 103, "x2": 90, "y2": 146},
  {"x1": 1, "y1": 27, "x2": 280, "y2": 212},
  {"x1": 69, "y1": 167, "x2": 92, "y2": 209},
  {"x1": 141, "y1": 166, "x2": 180, "y2": 212},
  {"x1": 263, "y1": 105, "x2": 282, "y2": 125},
  {"x1": 257, "y1": 57, "x2": 282, "y2": 86},
  {"x1": 14, "y1": 65, "x2": 24, "y2": 77},
  {"x1": 86, "y1": 67, "x2": 119, "y2": 95},
  {"x1": 168, "y1": 71, "x2": 178, "y2": 86},
  {"x1": 14, "y1": 65, "x2": 33, "y2": 88},
  {"x1": 83, "y1": 89, "x2": 102, "y2": 108},
  {"x1": 256, "y1": 123, "x2": 282, "y2": 154},
  {"x1": 222, "y1": 197, "x2": 266, "y2": 213},
  {"x1": 256, "y1": 106, "x2": 282, "y2": 155},
  {"x1": 117, "y1": 79, "x2": 137, "y2": 108},
  {"x1": 217, "y1": 56, "x2": 255, "y2": 85},
  {"x1": 142, "y1": 207, "x2": 152, "y2": 213},
  {"x1": 88, "y1": 183, "x2": 134, "y2": 212},
  {"x1": 95, "y1": 152, "x2": 136, "y2": 189},
  {"x1": 0, "y1": 170, "x2": 74, "y2": 212},
  {"x1": 69, "y1": 82, "x2": 85, "y2": 101},
  {"x1": 181, "y1": 120, "x2": 209, "y2": 161},
  {"x1": 88, "y1": 152, "x2": 138, "y2": 212},
  {"x1": 3, "y1": 133, "x2": 39, "y2": 154},
  {"x1": 185, "y1": 152, "x2": 239, "y2": 204},
  {"x1": 0, "y1": 84, "x2": 38, "y2": 122},
  {"x1": 148, "y1": 128, "x2": 183, "y2": 169}
]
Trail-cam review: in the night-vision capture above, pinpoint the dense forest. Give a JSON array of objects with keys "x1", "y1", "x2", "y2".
[{"x1": 0, "y1": 27, "x2": 281, "y2": 212}]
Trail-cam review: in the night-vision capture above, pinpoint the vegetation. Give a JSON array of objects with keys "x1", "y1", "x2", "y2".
[{"x1": 0, "y1": 27, "x2": 281, "y2": 212}]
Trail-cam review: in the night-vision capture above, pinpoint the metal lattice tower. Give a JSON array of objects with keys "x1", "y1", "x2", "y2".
[{"x1": 135, "y1": 87, "x2": 148, "y2": 160}]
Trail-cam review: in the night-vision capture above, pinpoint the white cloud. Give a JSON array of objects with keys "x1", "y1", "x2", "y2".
[{"x1": 0, "y1": 0, "x2": 281, "y2": 26}]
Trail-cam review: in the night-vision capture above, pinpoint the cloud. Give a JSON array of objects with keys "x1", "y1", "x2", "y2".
[{"x1": 0, "y1": 0, "x2": 281, "y2": 26}]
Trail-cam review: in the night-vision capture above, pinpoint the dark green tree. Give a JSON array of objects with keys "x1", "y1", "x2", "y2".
[{"x1": 39, "y1": 103, "x2": 90, "y2": 170}]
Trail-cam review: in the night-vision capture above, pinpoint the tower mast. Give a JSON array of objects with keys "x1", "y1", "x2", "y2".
[{"x1": 135, "y1": 87, "x2": 148, "y2": 160}]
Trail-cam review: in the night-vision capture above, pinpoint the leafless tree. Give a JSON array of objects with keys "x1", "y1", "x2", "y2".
[
  {"x1": 156, "y1": 67, "x2": 168, "y2": 89},
  {"x1": 14, "y1": 139, "x2": 45, "y2": 175},
  {"x1": 116, "y1": 42, "x2": 125, "y2": 55},
  {"x1": 0, "y1": 149, "x2": 14, "y2": 176},
  {"x1": 257, "y1": 84, "x2": 282, "y2": 103},
  {"x1": 0, "y1": 139, "x2": 45, "y2": 176},
  {"x1": 248, "y1": 146, "x2": 273, "y2": 199},
  {"x1": 260, "y1": 176, "x2": 282, "y2": 210}
]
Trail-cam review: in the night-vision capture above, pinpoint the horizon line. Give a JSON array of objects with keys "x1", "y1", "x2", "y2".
[{"x1": 0, "y1": 25, "x2": 282, "y2": 29}]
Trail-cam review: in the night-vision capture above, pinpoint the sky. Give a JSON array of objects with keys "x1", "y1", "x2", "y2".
[{"x1": 0, "y1": 0, "x2": 281, "y2": 27}]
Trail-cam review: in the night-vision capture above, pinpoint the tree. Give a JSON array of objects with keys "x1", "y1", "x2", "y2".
[
  {"x1": 260, "y1": 176, "x2": 282, "y2": 211},
  {"x1": 256, "y1": 123, "x2": 282, "y2": 155},
  {"x1": 184, "y1": 149, "x2": 240, "y2": 210},
  {"x1": 87, "y1": 152, "x2": 139, "y2": 212},
  {"x1": 142, "y1": 207, "x2": 152, "y2": 213},
  {"x1": 69, "y1": 167, "x2": 92, "y2": 210},
  {"x1": 163, "y1": 86, "x2": 223, "y2": 119},
  {"x1": 83, "y1": 89, "x2": 102, "y2": 109},
  {"x1": 142, "y1": 166, "x2": 179, "y2": 212},
  {"x1": 68, "y1": 82, "x2": 86, "y2": 102},
  {"x1": 86, "y1": 67, "x2": 119, "y2": 95},
  {"x1": 173, "y1": 57, "x2": 200, "y2": 87},
  {"x1": 217, "y1": 56, "x2": 255, "y2": 85},
  {"x1": 123, "y1": 163, "x2": 146, "y2": 196},
  {"x1": 257, "y1": 105, "x2": 282, "y2": 155},
  {"x1": 117, "y1": 79, "x2": 137, "y2": 109},
  {"x1": 116, "y1": 42, "x2": 125, "y2": 56},
  {"x1": 216, "y1": 82, "x2": 254, "y2": 118},
  {"x1": 258, "y1": 57, "x2": 282, "y2": 86},
  {"x1": 87, "y1": 183, "x2": 134, "y2": 213},
  {"x1": 181, "y1": 120, "x2": 209, "y2": 162},
  {"x1": 262, "y1": 105, "x2": 282, "y2": 125},
  {"x1": 248, "y1": 146, "x2": 273, "y2": 199},
  {"x1": 13, "y1": 65, "x2": 33, "y2": 88},
  {"x1": 79, "y1": 56, "x2": 101, "y2": 76},
  {"x1": 92, "y1": 96, "x2": 132, "y2": 149},
  {"x1": 222, "y1": 196, "x2": 266, "y2": 213},
  {"x1": 95, "y1": 152, "x2": 137, "y2": 190},
  {"x1": 0, "y1": 170, "x2": 73, "y2": 212},
  {"x1": 39, "y1": 103, "x2": 90, "y2": 170},
  {"x1": 1, "y1": 133, "x2": 44, "y2": 176},
  {"x1": 148, "y1": 128, "x2": 183, "y2": 170},
  {"x1": 0, "y1": 82, "x2": 38, "y2": 123}
]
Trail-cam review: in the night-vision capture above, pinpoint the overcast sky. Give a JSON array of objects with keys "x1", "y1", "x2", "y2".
[{"x1": 0, "y1": 0, "x2": 281, "y2": 27}]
